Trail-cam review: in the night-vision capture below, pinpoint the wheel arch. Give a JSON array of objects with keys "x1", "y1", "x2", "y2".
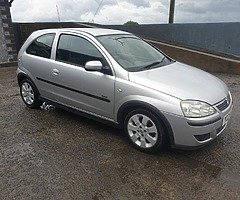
[
  {"x1": 17, "y1": 72, "x2": 32, "y2": 86},
  {"x1": 117, "y1": 100, "x2": 175, "y2": 145},
  {"x1": 17, "y1": 72, "x2": 41, "y2": 96}
]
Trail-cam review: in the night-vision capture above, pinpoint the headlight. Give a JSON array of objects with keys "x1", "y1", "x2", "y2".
[{"x1": 181, "y1": 100, "x2": 216, "y2": 118}]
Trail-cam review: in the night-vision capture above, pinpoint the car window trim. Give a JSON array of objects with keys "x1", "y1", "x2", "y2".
[
  {"x1": 55, "y1": 33, "x2": 114, "y2": 76},
  {"x1": 25, "y1": 33, "x2": 56, "y2": 59}
]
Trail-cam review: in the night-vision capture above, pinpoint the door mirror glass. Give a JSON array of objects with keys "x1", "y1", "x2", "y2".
[{"x1": 85, "y1": 61, "x2": 103, "y2": 71}]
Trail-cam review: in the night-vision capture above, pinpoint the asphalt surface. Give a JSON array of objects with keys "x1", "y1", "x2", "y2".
[{"x1": 0, "y1": 67, "x2": 240, "y2": 200}]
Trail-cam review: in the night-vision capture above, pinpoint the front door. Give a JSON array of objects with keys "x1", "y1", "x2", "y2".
[{"x1": 50, "y1": 33, "x2": 115, "y2": 119}]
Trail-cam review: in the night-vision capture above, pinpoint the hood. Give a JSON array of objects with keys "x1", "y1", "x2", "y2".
[{"x1": 129, "y1": 62, "x2": 229, "y2": 105}]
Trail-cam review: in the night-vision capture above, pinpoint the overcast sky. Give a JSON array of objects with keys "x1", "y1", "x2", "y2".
[{"x1": 11, "y1": 0, "x2": 240, "y2": 24}]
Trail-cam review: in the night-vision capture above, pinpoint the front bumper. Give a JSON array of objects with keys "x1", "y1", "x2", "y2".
[{"x1": 164, "y1": 101, "x2": 233, "y2": 148}]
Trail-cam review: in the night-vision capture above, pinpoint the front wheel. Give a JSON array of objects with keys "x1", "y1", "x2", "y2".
[
  {"x1": 124, "y1": 109, "x2": 166, "y2": 153},
  {"x1": 20, "y1": 79, "x2": 42, "y2": 108}
]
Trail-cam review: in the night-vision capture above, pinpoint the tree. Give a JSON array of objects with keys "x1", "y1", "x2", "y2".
[{"x1": 123, "y1": 21, "x2": 139, "y2": 26}]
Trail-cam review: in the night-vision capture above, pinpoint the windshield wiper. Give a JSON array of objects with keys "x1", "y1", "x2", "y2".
[{"x1": 141, "y1": 57, "x2": 166, "y2": 70}]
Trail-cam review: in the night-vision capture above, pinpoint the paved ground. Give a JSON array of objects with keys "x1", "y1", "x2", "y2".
[{"x1": 0, "y1": 67, "x2": 240, "y2": 200}]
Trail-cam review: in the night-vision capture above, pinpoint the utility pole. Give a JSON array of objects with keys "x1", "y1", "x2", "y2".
[{"x1": 168, "y1": 0, "x2": 175, "y2": 24}]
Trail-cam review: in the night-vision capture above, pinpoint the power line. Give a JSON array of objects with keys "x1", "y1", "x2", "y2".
[{"x1": 89, "y1": 0, "x2": 104, "y2": 23}]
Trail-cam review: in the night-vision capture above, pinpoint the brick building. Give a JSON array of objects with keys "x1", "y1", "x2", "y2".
[{"x1": 0, "y1": 0, "x2": 17, "y2": 63}]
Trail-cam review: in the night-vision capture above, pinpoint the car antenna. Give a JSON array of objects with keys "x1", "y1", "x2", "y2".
[{"x1": 56, "y1": 4, "x2": 62, "y2": 28}]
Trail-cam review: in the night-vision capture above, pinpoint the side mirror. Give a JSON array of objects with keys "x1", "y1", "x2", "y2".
[{"x1": 85, "y1": 61, "x2": 103, "y2": 72}]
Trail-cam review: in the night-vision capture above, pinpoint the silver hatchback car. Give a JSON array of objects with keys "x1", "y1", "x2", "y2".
[{"x1": 17, "y1": 28, "x2": 232, "y2": 153}]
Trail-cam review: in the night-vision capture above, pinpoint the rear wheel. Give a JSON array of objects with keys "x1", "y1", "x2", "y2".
[
  {"x1": 20, "y1": 79, "x2": 42, "y2": 108},
  {"x1": 124, "y1": 109, "x2": 166, "y2": 153}
]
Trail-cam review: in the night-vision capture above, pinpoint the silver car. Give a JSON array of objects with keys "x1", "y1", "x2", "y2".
[{"x1": 17, "y1": 28, "x2": 233, "y2": 153}]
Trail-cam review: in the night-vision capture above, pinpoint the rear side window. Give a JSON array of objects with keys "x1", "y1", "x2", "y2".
[
  {"x1": 56, "y1": 34, "x2": 103, "y2": 67},
  {"x1": 26, "y1": 33, "x2": 55, "y2": 59}
]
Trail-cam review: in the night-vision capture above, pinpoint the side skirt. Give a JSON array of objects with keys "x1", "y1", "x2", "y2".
[{"x1": 39, "y1": 97, "x2": 121, "y2": 129}]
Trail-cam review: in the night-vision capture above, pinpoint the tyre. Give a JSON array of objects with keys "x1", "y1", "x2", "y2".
[
  {"x1": 20, "y1": 79, "x2": 42, "y2": 108},
  {"x1": 124, "y1": 109, "x2": 166, "y2": 153}
]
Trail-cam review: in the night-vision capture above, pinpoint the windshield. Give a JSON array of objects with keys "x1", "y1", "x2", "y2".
[{"x1": 97, "y1": 34, "x2": 168, "y2": 72}]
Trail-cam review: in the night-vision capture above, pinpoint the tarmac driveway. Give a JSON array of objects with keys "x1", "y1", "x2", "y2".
[{"x1": 0, "y1": 67, "x2": 240, "y2": 199}]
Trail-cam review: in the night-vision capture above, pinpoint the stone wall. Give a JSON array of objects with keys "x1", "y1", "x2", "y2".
[
  {"x1": 0, "y1": 6, "x2": 8, "y2": 62},
  {"x1": 0, "y1": 0, "x2": 17, "y2": 63}
]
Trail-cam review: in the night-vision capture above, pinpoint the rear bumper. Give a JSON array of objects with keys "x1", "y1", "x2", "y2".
[{"x1": 163, "y1": 103, "x2": 232, "y2": 148}]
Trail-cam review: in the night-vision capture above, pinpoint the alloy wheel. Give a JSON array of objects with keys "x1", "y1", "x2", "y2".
[
  {"x1": 127, "y1": 114, "x2": 158, "y2": 148},
  {"x1": 21, "y1": 82, "x2": 35, "y2": 105}
]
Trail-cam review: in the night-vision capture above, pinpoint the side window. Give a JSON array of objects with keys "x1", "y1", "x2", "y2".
[
  {"x1": 56, "y1": 34, "x2": 104, "y2": 67},
  {"x1": 26, "y1": 33, "x2": 55, "y2": 59}
]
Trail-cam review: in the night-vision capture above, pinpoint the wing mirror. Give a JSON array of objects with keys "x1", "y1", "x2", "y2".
[{"x1": 85, "y1": 61, "x2": 103, "y2": 72}]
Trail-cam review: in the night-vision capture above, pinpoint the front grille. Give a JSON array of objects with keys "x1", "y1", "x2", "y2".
[
  {"x1": 217, "y1": 100, "x2": 228, "y2": 111},
  {"x1": 216, "y1": 94, "x2": 231, "y2": 111}
]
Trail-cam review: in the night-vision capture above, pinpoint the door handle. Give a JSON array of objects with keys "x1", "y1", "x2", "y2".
[{"x1": 52, "y1": 69, "x2": 59, "y2": 76}]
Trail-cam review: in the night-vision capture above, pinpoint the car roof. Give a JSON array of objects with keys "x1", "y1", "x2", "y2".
[{"x1": 37, "y1": 28, "x2": 131, "y2": 37}]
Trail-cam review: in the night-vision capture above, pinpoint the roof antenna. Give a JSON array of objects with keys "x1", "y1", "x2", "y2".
[{"x1": 56, "y1": 4, "x2": 62, "y2": 28}]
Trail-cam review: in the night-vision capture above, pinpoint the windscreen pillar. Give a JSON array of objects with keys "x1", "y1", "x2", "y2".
[{"x1": 0, "y1": 0, "x2": 17, "y2": 63}]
